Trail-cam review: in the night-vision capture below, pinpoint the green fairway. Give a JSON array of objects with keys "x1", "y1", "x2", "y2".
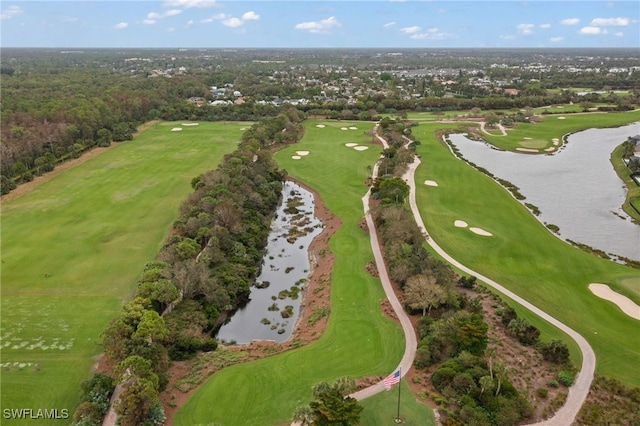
[
  {"x1": 359, "y1": 382, "x2": 435, "y2": 426},
  {"x1": 481, "y1": 110, "x2": 640, "y2": 151},
  {"x1": 412, "y1": 122, "x2": 640, "y2": 387},
  {"x1": 0, "y1": 121, "x2": 242, "y2": 423},
  {"x1": 174, "y1": 121, "x2": 409, "y2": 425}
]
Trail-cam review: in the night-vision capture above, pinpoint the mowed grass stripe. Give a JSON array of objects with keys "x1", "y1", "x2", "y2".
[
  {"x1": 412, "y1": 122, "x2": 640, "y2": 387},
  {"x1": 0, "y1": 122, "x2": 242, "y2": 423},
  {"x1": 482, "y1": 110, "x2": 640, "y2": 151},
  {"x1": 174, "y1": 121, "x2": 414, "y2": 425}
]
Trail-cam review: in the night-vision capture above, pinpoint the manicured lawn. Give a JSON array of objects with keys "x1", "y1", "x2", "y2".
[
  {"x1": 0, "y1": 121, "x2": 242, "y2": 423},
  {"x1": 481, "y1": 110, "x2": 640, "y2": 151},
  {"x1": 359, "y1": 382, "x2": 435, "y2": 425},
  {"x1": 174, "y1": 121, "x2": 415, "y2": 425},
  {"x1": 412, "y1": 122, "x2": 640, "y2": 387}
]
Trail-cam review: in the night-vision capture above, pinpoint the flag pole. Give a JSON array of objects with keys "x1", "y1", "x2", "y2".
[{"x1": 395, "y1": 367, "x2": 401, "y2": 422}]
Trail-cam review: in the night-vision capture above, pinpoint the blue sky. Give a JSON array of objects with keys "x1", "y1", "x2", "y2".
[{"x1": 1, "y1": 1, "x2": 638, "y2": 48}]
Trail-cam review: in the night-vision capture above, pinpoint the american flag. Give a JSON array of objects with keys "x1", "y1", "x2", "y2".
[{"x1": 383, "y1": 369, "x2": 401, "y2": 390}]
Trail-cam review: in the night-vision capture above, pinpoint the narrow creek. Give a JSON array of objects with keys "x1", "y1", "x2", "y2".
[{"x1": 215, "y1": 180, "x2": 323, "y2": 344}]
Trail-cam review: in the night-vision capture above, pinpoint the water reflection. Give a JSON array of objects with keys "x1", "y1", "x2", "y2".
[
  {"x1": 449, "y1": 122, "x2": 640, "y2": 262},
  {"x1": 215, "y1": 181, "x2": 323, "y2": 344}
]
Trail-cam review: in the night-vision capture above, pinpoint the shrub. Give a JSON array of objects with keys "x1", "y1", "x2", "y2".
[
  {"x1": 558, "y1": 371, "x2": 574, "y2": 387},
  {"x1": 540, "y1": 340, "x2": 570, "y2": 364},
  {"x1": 536, "y1": 387, "x2": 548, "y2": 398},
  {"x1": 548, "y1": 379, "x2": 559, "y2": 388}
]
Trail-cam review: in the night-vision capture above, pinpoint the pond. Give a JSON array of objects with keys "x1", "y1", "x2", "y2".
[
  {"x1": 215, "y1": 180, "x2": 323, "y2": 344},
  {"x1": 448, "y1": 121, "x2": 640, "y2": 262}
]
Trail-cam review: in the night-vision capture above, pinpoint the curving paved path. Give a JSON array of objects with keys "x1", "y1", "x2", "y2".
[
  {"x1": 404, "y1": 155, "x2": 595, "y2": 425},
  {"x1": 295, "y1": 125, "x2": 594, "y2": 425}
]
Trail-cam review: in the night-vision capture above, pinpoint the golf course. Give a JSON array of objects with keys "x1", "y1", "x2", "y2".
[
  {"x1": 2, "y1": 112, "x2": 639, "y2": 425},
  {"x1": 0, "y1": 121, "x2": 244, "y2": 423}
]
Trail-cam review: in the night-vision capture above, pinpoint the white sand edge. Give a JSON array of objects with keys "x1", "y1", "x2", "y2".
[
  {"x1": 454, "y1": 220, "x2": 468, "y2": 228},
  {"x1": 296, "y1": 151, "x2": 310, "y2": 156},
  {"x1": 171, "y1": 128, "x2": 182, "y2": 131},
  {"x1": 349, "y1": 126, "x2": 358, "y2": 130},
  {"x1": 424, "y1": 180, "x2": 439, "y2": 187},
  {"x1": 354, "y1": 146, "x2": 369, "y2": 151},
  {"x1": 470, "y1": 227, "x2": 493, "y2": 236},
  {"x1": 558, "y1": 116, "x2": 566, "y2": 119},
  {"x1": 316, "y1": 124, "x2": 326, "y2": 128},
  {"x1": 589, "y1": 283, "x2": 640, "y2": 320},
  {"x1": 516, "y1": 148, "x2": 538, "y2": 152},
  {"x1": 292, "y1": 155, "x2": 302, "y2": 160},
  {"x1": 345, "y1": 143, "x2": 358, "y2": 147}
]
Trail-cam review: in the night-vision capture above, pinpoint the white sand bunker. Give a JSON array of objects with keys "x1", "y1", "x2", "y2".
[
  {"x1": 341, "y1": 127, "x2": 348, "y2": 130},
  {"x1": 171, "y1": 127, "x2": 183, "y2": 132},
  {"x1": 182, "y1": 123, "x2": 199, "y2": 126},
  {"x1": 589, "y1": 283, "x2": 640, "y2": 320},
  {"x1": 296, "y1": 151, "x2": 310, "y2": 156},
  {"x1": 291, "y1": 155, "x2": 302, "y2": 160},
  {"x1": 345, "y1": 143, "x2": 358, "y2": 147},
  {"x1": 240, "y1": 127, "x2": 247, "y2": 130},
  {"x1": 516, "y1": 148, "x2": 538, "y2": 152},
  {"x1": 454, "y1": 220, "x2": 468, "y2": 228},
  {"x1": 557, "y1": 116, "x2": 566, "y2": 120},
  {"x1": 424, "y1": 180, "x2": 439, "y2": 187},
  {"x1": 316, "y1": 124, "x2": 326, "y2": 128},
  {"x1": 523, "y1": 137, "x2": 532, "y2": 140},
  {"x1": 552, "y1": 138, "x2": 560, "y2": 146},
  {"x1": 349, "y1": 126, "x2": 358, "y2": 130},
  {"x1": 470, "y1": 227, "x2": 493, "y2": 236},
  {"x1": 354, "y1": 146, "x2": 369, "y2": 151},
  {"x1": 545, "y1": 147, "x2": 556, "y2": 152}
]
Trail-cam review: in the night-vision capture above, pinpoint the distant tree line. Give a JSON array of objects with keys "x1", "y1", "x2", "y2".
[{"x1": 72, "y1": 110, "x2": 304, "y2": 426}]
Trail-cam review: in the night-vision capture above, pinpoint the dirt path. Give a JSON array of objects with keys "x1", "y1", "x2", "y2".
[{"x1": 403, "y1": 152, "x2": 595, "y2": 425}]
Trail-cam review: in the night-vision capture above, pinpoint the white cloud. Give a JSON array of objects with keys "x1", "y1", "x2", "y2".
[
  {"x1": 500, "y1": 35, "x2": 516, "y2": 40},
  {"x1": 383, "y1": 21, "x2": 396, "y2": 28},
  {"x1": 400, "y1": 26, "x2": 421, "y2": 34},
  {"x1": 162, "y1": 0, "x2": 216, "y2": 8},
  {"x1": 143, "y1": 12, "x2": 160, "y2": 24},
  {"x1": 580, "y1": 26, "x2": 605, "y2": 35},
  {"x1": 550, "y1": 36, "x2": 564, "y2": 42},
  {"x1": 114, "y1": 22, "x2": 128, "y2": 30},
  {"x1": 517, "y1": 23, "x2": 535, "y2": 35},
  {"x1": 186, "y1": 20, "x2": 194, "y2": 26},
  {"x1": 539, "y1": 23, "x2": 551, "y2": 29},
  {"x1": 410, "y1": 28, "x2": 453, "y2": 40},
  {"x1": 614, "y1": 31, "x2": 624, "y2": 37},
  {"x1": 294, "y1": 16, "x2": 341, "y2": 34},
  {"x1": 1, "y1": 5, "x2": 23, "y2": 20},
  {"x1": 560, "y1": 18, "x2": 580, "y2": 25},
  {"x1": 591, "y1": 17, "x2": 631, "y2": 26},
  {"x1": 164, "y1": 9, "x2": 182, "y2": 17},
  {"x1": 201, "y1": 13, "x2": 228, "y2": 23},
  {"x1": 222, "y1": 17, "x2": 243, "y2": 27},
  {"x1": 242, "y1": 11, "x2": 260, "y2": 21}
]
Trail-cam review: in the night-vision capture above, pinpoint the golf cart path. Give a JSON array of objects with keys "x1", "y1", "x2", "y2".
[
  {"x1": 403, "y1": 152, "x2": 595, "y2": 425},
  {"x1": 298, "y1": 125, "x2": 593, "y2": 425}
]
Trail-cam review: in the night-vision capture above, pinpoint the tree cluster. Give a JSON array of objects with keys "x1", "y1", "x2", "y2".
[
  {"x1": 73, "y1": 112, "x2": 303, "y2": 426},
  {"x1": 292, "y1": 377, "x2": 363, "y2": 426}
]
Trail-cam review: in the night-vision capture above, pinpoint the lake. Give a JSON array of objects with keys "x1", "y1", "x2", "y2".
[{"x1": 449, "y1": 121, "x2": 640, "y2": 262}]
